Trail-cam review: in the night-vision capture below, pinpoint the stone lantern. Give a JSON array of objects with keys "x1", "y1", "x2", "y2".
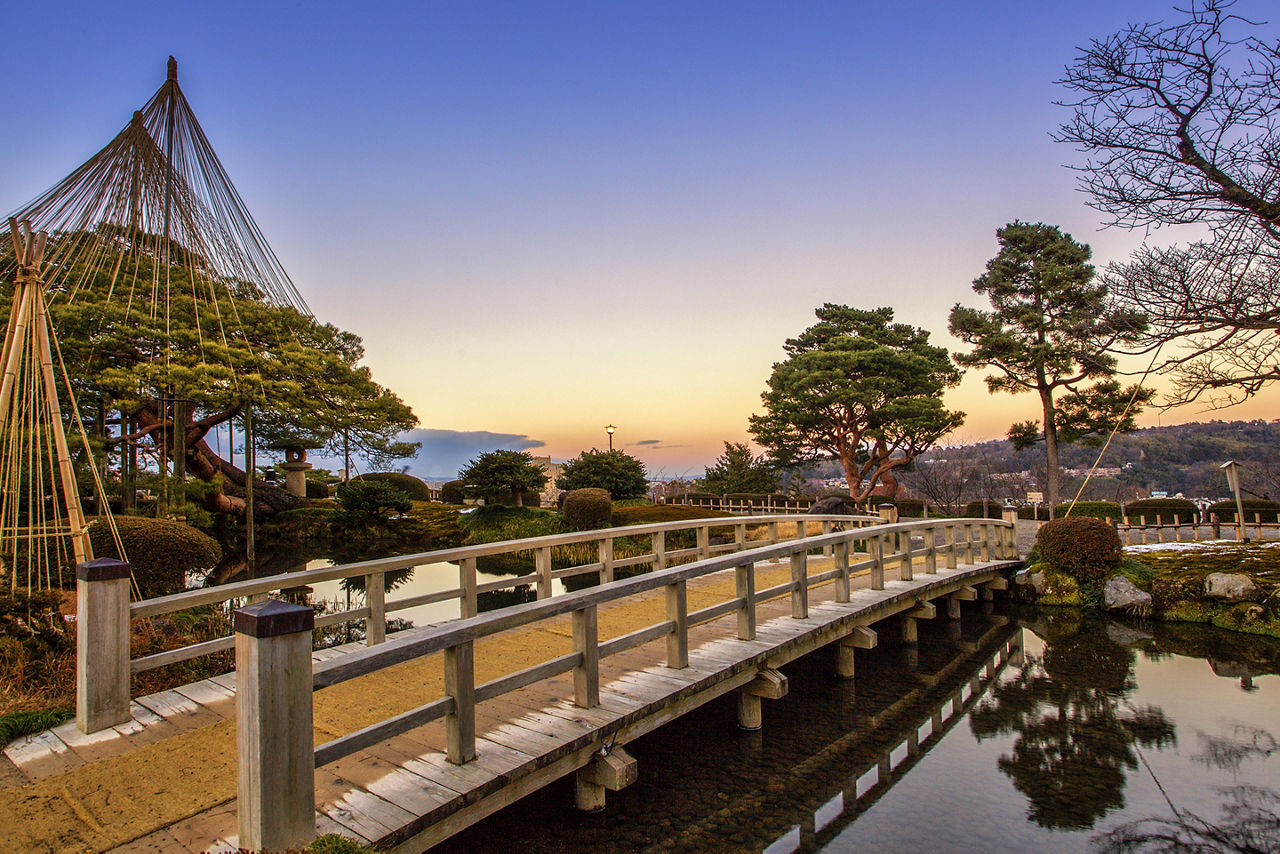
[{"x1": 268, "y1": 439, "x2": 321, "y2": 498}]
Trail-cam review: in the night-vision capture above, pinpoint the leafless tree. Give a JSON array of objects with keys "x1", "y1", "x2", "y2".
[{"x1": 1056, "y1": 1, "x2": 1280, "y2": 407}]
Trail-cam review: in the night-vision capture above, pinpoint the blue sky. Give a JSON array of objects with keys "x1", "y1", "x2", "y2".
[{"x1": 4, "y1": 1, "x2": 1277, "y2": 479}]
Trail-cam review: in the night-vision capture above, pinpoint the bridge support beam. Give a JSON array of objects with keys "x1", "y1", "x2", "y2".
[
  {"x1": 836, "y1": 626, "x2": 877, "y2": 680},
  {"x1": 574, "y1": 746, "x2": 638, "y2": 812},
  {"x1": 738, "y1": 668, "x2": 787, "y2": 730}
]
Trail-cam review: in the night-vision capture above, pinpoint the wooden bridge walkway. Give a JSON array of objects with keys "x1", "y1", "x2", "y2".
[{"x1": 1, "y1": 516, "x2": 1019, "y2": 853}]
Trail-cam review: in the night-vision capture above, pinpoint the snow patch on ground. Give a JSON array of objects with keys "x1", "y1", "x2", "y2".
[{"x1": 1124, "y1": 540, "x2": 1280, "y2": 553}]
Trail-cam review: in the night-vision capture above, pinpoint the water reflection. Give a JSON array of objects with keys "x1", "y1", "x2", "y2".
[{"x1": 970, "y1": 612, "x2": 1176, "y2": 830}]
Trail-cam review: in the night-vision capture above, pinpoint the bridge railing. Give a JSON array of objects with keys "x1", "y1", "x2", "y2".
[
  {"x1": 232, "y1": 512, "x2": 1019, "y2": 850},
  {"x1": 74, "y1": 512, "x2": 876, "y2": 732}
]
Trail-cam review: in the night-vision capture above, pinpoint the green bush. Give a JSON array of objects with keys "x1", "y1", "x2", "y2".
[
  {"x1": 611, "y1": 504, "x2": 728, "y2": 526},
  {"x1": 352, "y1": 471, "x2": 434, "y2": 501},
  {"x1": 563, "y1": 488, "x2": 612, "y2": 530},
  {"x1": 1122, "y1": 497, "x2": 1199, "y2": 524},
  {"x1": 305, "y1": 479, "x2": 332, "y2": 499},
  {"x1": 884, "y1": 498, "x2": 926, "y2": 518},
  {"x1": 725, "y1": 492, "x2": 768, "y2": 507},
  {"x1": 680, "y1": 492, "x2": 720, "y2": 507},
  {"x1": 440, "y1": 480, "x2": 468, "y2": 505},
  {"x1": 1034, "y1": 517, "x2": 1123, "y2": 585},
  {"x1": 88, "y1": 516, "x2": 222, "y2": 597},
  {"x1": 335, "y1": 480, "x2": 411, "y2": 525},
  {"x1": 484, "y1": 489, "x2": 543, "y2": 508},
  {"x1": 963, "y1": 500, "x2": 1008, "y2": 519},
  {"x1": 1018, "y1": 505, "x2": 1051, "y2": 520},
  {"x1": 1055, "y1": 500, "x2": 1122, "y2": 521},
  {"x1": 555, "y1": 450, "x2": 648, "y2": 499},
  {"x1": 1205, "y1": 498, "x2": 1280, "y2": 523},
  {"x1": 0, "y1": 708, "x2": 73, "y2": 742}
]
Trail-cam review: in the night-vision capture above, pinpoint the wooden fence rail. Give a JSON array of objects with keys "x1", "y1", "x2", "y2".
[
  {"x1": 231, "y1": 512, "x2": 1019, "y2": 850},
  {"x1": 75, "y1": 513, "x2": 877, "y2": 735}
]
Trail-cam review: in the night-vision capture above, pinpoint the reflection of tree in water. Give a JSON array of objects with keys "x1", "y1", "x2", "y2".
[
  {"x1": 1195, "y1": 724, "x2": 1278, "y2": 774},
  {"x1": 1093, "y1": 785, "x2": 1280, "y2": 853},
  {"x1": 970, "y1": 617, "x2": 1175, "y2": 829}
]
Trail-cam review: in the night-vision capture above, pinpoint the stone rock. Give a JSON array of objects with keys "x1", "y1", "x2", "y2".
[
  {"x1": 1104, "y1": 576, "x2": 1152, "y2": 612},
  {"x1": 1204, "y1": 572, "x2": 1263, "y2": 602},
  {"x1": 1015, "y1": 568, "x2": 1047, "y2": 595},
  {"x1": 809, "y1": 496, "x2": 857, "y2": 515}
]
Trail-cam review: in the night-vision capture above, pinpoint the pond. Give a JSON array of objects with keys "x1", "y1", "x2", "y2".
[{"x1": 430, "y1": 606, "x2": 1280, "y2": 853}]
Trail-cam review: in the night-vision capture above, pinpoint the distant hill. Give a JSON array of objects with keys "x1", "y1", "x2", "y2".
[{"x1": 909, "y1": 420, "x2": 1280, "y2": 503}]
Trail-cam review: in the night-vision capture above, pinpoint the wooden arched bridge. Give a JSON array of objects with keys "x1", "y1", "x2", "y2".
[{"x1": 3, "y1": 509, "x2": 1021, "y2": 852}]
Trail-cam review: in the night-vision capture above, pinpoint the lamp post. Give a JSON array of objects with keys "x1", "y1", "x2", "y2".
[
  {"x1": 605, "y1": 424, "x2": 616, "y2": 452},
  {"x1": 1220, "y1": 460, "x2": 1247, "y2": 542}
]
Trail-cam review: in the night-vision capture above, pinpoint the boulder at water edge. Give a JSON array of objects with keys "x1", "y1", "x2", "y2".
[
  {"x1": 1204, "y1": 572, "x2": 1263, "y2": 602},
  {"x1": 1104, "y1": 576, "x2": 1152, "y2": 612}
]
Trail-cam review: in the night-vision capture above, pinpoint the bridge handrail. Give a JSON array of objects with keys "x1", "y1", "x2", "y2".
[{"x1": 130, "y1": 513, "x2": 878, "y2": 620}]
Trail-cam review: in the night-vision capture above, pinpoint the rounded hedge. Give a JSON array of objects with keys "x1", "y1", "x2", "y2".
[
  {"x1": 882, "y1": 498, "x2": 926, "y2": 518},
  {"x1": 440, "y1": 480, "x2": 467, "y2": 505},
  {"x1": 1034, "y1": 517, "x2": 1122, "y2": 585},
  {"x1": 305, "y1": 479, "x2": 332, "y2": 500},
  {"x1": 1206, "y1": 498, "x2": 1280, "y2": 524},
  {"x1": 1122, "y1": 497, "x2": 1199, "y2": 524},
  {"x1": 564, "y1": 488, "x2": 612, "y2": 530},
  {"x1": 88, "y1": 516, "x2": 223, "y2": 597},
  {"x1": 1055, "y1": 501, "x2": 1122, "y2": 521},
  {"x1": 725, "y1": 493, "x2": 767, "y2": 507},
  {"x1": 963, "y1": 501, "x2": 1008, "y2": 519},
  {"x1": 1018, "y1": 505, "x2": 1050, "y2": 521},
  {"x1": 353, "y1": 472, "x2": 434, "y2": 501}
]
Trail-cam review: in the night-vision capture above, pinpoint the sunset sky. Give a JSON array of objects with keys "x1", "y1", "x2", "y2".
[{"x1": 3, "y1": 1, "x2": 1277, "y2": 479}]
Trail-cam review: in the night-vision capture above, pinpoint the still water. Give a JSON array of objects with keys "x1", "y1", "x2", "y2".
[{"x1": 433, "y1": 607, "x2": 1279, "y2": 853}]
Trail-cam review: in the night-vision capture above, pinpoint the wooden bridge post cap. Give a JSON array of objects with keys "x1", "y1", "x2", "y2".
[
  {"x1": 76, "y1": 557, "x2": 133, "y2": 582},
  {"x1": 234, "y1": 599, "x2": 314, "y2": 638}
]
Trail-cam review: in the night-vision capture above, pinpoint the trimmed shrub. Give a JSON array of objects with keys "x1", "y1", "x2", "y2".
[
  {"x1": 335, "y1": 479, "x2": 412, "y2": 525},
  {"x1": 1034, "y1": 517, "x2": 1123, "y2": 585},
  {"x1": 679, "y1": 492, "x2": 720, "y2": 507},
  {"x1": 484, "y1": 489, "x2": 543, "y2": 508},
  {"x1": 725, "y1": 492, "x2": 767, "y2": 508},
  {"x1": 353, "y1": 471, "x2": 434, "y2": 501},
  {"x1": 1054, "y1": 500, "x2": 1122, "y2": 521},
  {"x1": 564, "y1": 488, "x2": 612, "y2": 530},
  {"x1": 612, "y1": 504, "x2": 727, "y2": 526},
  {"x1": 963, "y1": 500, "x2": 1007, "y2": 519},
  {"x1": 1018, "y1": 505, "x2": 1051, "y2": 521},
  {"x1": 305, "y1": 479, "x2": 332, "y2": 499},
  {"x1": 88, "y1": 516, "x2": 222, "y2": 597},
  {"x1": 1205, "y1": 498, "x2": 1280, "y2": 524},
  {"x1": 1122, "y1": 497, "x2": 1200, "y2": 524},
  {"x1": 440, "y1": 480, "x2": 467, "y2": 505},
  {"x1": 884, "y1": 498, "x2": 926, "y2": 518}
]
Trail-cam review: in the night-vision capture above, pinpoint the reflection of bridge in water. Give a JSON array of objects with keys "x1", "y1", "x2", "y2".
[{"x1": 737, "y1": 621, "x2": 1024, "y2": 854}]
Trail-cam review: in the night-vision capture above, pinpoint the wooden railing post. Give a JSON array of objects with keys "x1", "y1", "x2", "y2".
[
  {"x1": 821, "y1": 520, "x2": 833, "y2": 556},
  {"x1": 598, "y1": 538, "x2": 614, "y2": 585},
  {"x1": 536, "y1": 546, "x2": 553, "y2": 599},
  {"x1": 572, "y1": 605, "x2": 599, "y2": 708},
  {"x1": 653, "y1": 531, "x2": 667, "y2": 570},
  {"x1": 767, "y1": 521, "x2": 779, "y2": 545},
  {"x1": 697, "y1": 525, "x2": 710, "y2": 559},
  {"x1": 870, "y1": 535, "x2": 885, "y2": 590},
  {"x1": 665, "y1": 581, "x2": 688, "y2": 668},
  {"x1": 924, "y1": 525, "x2": 937, "y2": 573},
  {"x1": 980, "y1": 523, "x2": 992, "y2": 562},
  {"x1": 878, "y1": 504, "x2": 896, "y2": 524},
  {"x1": 791, "y1": 553, "x2": 808, "y2": 618},
  {"x1": 460, "y1": 557, "x2": 478, "y2": 618},
  {"x1": 735, "y1": 562, "x2": 756, "y2": 640},
  {"x1": 1002, "y1": 506, "x2": 1019, "y2": 560},
  {"x1": 963, "y1": 523, "x2": 975, "y2": 565},
  {"x1": 834, "y1": 541, "x2": 850, "y2": 602},
  {"x1": 898, "y1": 530, "x2": 913, "y2": 580},
  {"x1": 76, "y1": 558, "x2": 133, "y2": 733},
  {"x1": 444, "y1": 640, "x2": 476, "y2": 763},
  {"x1": 734, "y1": 523, "x2": 746, "y2": 551},
  {"x1": 365, "y1": 572, "x2": 385, "y2": 645},
  {"x1": 234, "y1": 599, "x2": 315, "y2": 852},
  {"x1": 944, "y1": 524, "x2": 957, "y2": 569}
]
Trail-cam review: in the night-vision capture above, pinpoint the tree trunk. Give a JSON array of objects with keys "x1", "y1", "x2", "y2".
[
  {"x1": 131, "y1": 401, "x2": 305, "y2": 518},
  {"x1": 1041, "y1": 390, "x2": 1061, "y2": 518}
]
